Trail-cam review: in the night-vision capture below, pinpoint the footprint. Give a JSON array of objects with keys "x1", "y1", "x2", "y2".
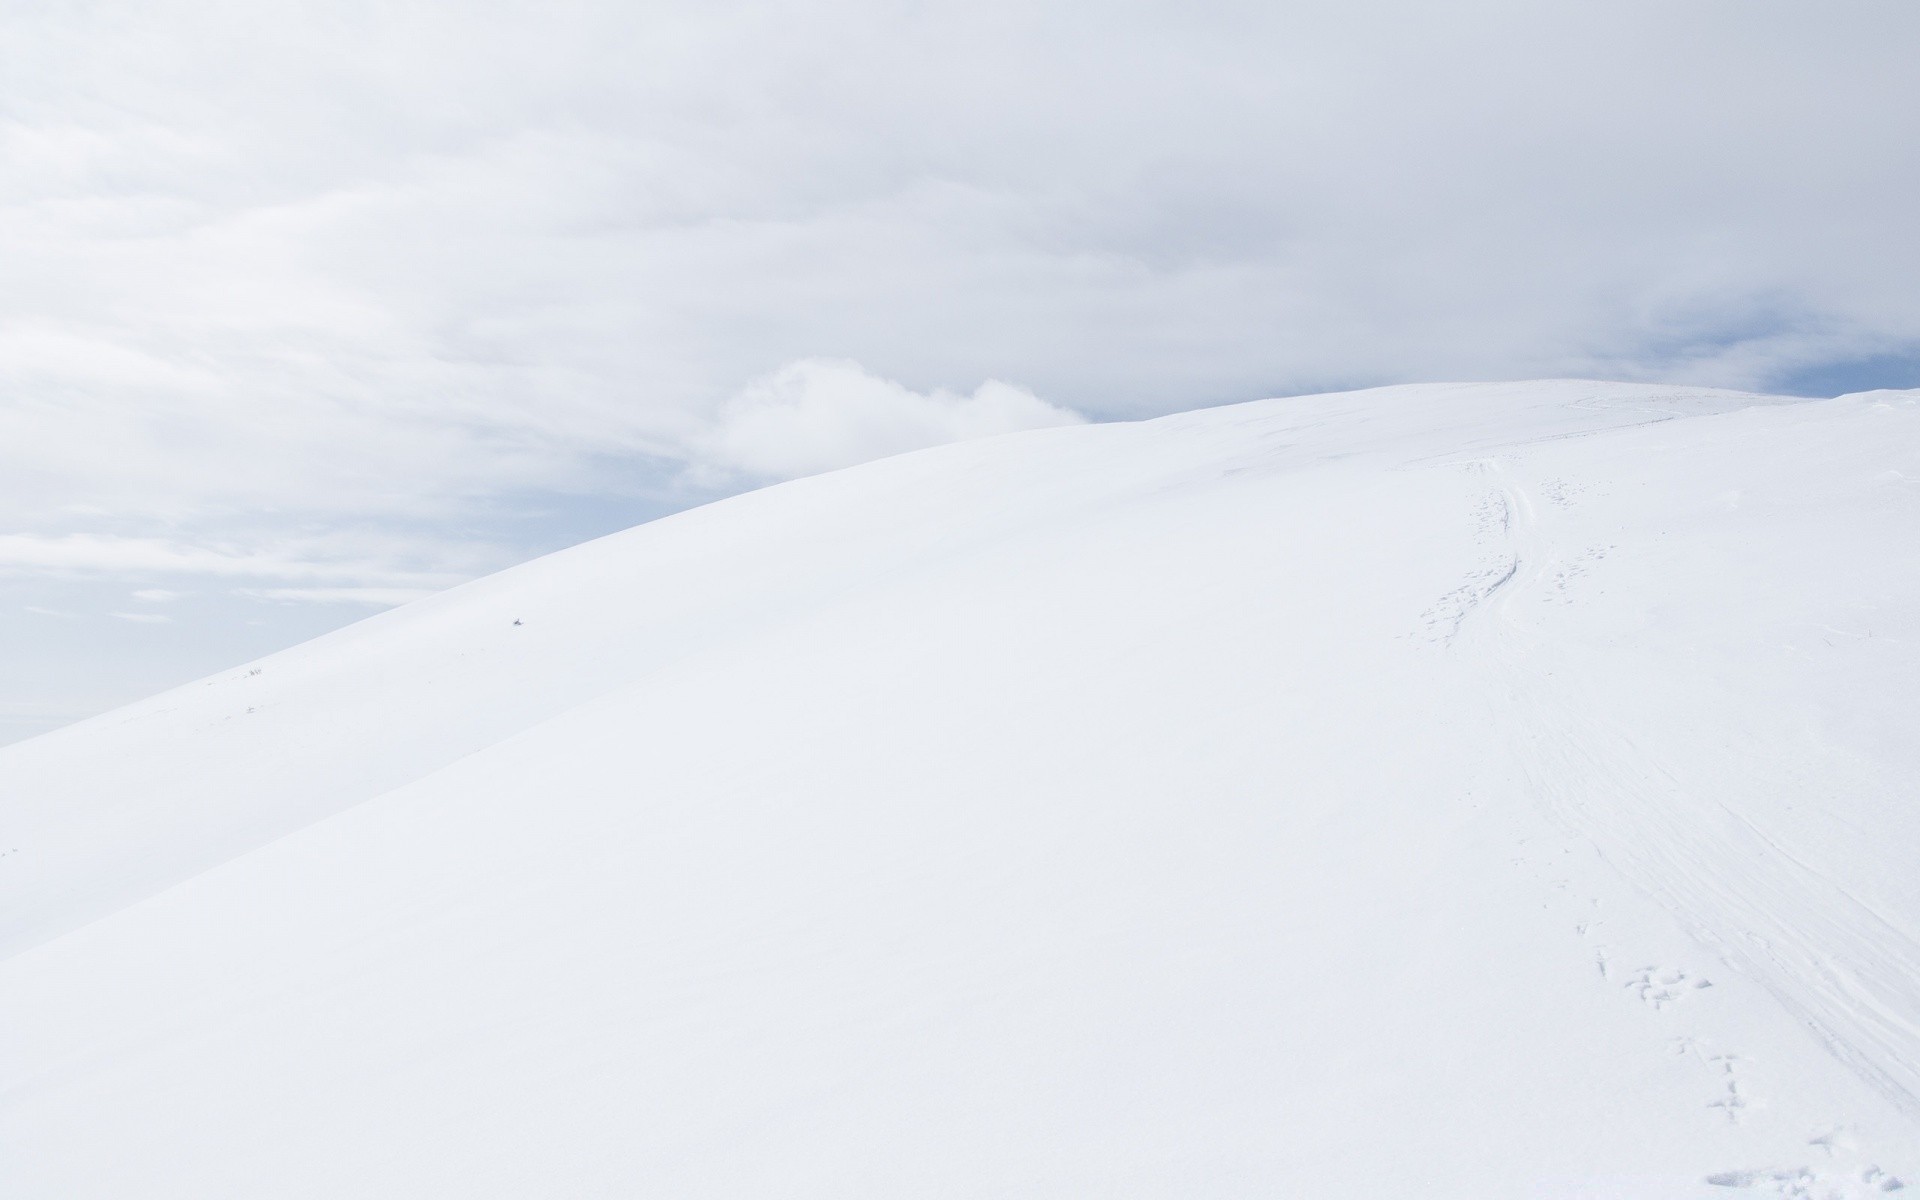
[
  {"x1": 1706, "y1": 1163, "x2": 1906, "y2": 1195},
  {"x1": 1864, "y1": 1167, "x2": 1907, "y2": 1192},
  {"x1": 1625, "y1": 966, "x2": 1711, "y2": 1010},
  {"x1": 1708, "y1": 1079, "x2": 1748, "y2": 1124},
  {"x1": 1418, "y1": 553, "x2": 1519, "y2": 642},
  {"x1": 1809, "y1": 1128, "x2": 1855, "y2": 1159},
  {"x1": 1705, "y1": 1166, "x2": 1811, "y2": 1191}
]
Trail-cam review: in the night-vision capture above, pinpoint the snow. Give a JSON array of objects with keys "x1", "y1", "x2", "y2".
[{"x1": 3, "y1": 380, "x2": 1918, "y2": 1197}]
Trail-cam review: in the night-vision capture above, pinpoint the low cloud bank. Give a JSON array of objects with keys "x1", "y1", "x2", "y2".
[{"x1": 696, "y1": 359, "x2": 1085, "y2": 483}]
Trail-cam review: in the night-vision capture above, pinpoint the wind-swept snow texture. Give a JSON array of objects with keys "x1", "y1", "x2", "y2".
[{"x1": 4, "y1": 381, "x2": 1919, "y2": 1198}]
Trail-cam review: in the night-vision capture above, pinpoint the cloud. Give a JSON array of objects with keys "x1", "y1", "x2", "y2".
[
  {"x1": 1, "y1": 0, "x2": 1917, "y2": 740},
  {"x1": 108, "y1": 611, "x2": 171, "y2": 624},
  {"x1": 0, "y1": 534, "x2": 458, "y2": 588},
  {"x1": 2, "y1": 1, "x2": 1915, "y2": 544},
  {"x1": 694, "y1": 360, "x2": 1084, "y2": 482},
  {"x1": 234, "y1": 587, "x2": 437, "y2": 607}
]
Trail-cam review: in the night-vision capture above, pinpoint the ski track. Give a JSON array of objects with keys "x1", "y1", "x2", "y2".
[{"x1": 1442, "y1": 454, "x2": 1920, "y2": 1189}]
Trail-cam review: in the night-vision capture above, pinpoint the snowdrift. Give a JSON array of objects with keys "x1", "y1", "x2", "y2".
[{"x1": 3, "y1": 381, "x2": 1918, "y2": 1197}]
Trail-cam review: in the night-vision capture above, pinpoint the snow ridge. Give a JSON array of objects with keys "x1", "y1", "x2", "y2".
[{"x1": 3, "y1": 381, "x2": 1917, "y2": 1198}]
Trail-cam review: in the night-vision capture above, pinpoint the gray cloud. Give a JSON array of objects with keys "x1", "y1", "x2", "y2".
[{"x1": 2, "y1": 0, "x2": 1917, "y2": 738}]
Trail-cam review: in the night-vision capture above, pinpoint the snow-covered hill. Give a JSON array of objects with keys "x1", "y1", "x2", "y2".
[{"x1": 3, "y1": 381, "x2": 1917, "y2": 1198}]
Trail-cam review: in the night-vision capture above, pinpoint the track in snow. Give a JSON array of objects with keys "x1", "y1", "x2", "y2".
[{"x1": 1437, "y1": 450, "x2": 1920, "y2": 1191}]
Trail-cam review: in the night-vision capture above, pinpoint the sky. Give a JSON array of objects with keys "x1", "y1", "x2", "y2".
[{"x1": 4, "y1": 0, "x2": 1918, "y2": 743}]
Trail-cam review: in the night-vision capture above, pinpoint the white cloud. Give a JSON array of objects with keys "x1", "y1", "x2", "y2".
[
  {"x1": 235, "y1": 587, "x2": 437, "y2": 607},
  {"x1": 108, "y1": 612, "x2": 171, "y2": 625},
  {"x1": 131, "y1": 589, "x2": 185, "y2": 602},
  {"x1": 695, "y1": 360, "x2": 1084, "y2": 482},
  {"x1": 0, "y1": 534, "x2": 458, "y2": 588}
]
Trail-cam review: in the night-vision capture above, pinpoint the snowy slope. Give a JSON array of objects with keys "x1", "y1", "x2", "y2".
[{"x1": 3, "y1": 381, "x2": 1917, "y2": 1197}]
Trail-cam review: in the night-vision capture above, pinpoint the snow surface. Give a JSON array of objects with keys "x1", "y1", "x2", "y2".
[{"x1": 3, "y1": 380, "x2": 1918, "y2": 1197}]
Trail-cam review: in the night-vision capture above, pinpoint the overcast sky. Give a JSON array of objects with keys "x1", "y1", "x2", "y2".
[{"x1": 5, "y1": 0, "x2": 1918, "y2": 742}]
